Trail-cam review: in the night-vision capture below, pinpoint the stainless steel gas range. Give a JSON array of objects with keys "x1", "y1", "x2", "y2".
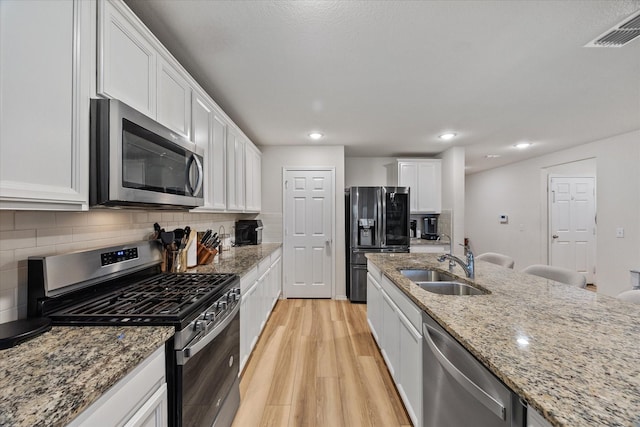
[{"x1": 27, "y1": 240, "x2": 240, "y2": 427}]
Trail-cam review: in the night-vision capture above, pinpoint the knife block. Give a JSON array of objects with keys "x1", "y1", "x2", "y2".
[{"x1": 197, "y1": 243, "x2": 217, "y2": 265}]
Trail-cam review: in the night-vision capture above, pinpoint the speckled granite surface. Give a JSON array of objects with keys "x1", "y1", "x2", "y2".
[
  {"x1": 366, "y1": 252, "x2": 640, "y2": 427},
  {"x1": 0, "y1": 326, "x2": 173, "y2": 427},
  {"x1": 190, "y1": 242, "x2": 282, "y2": 276}
]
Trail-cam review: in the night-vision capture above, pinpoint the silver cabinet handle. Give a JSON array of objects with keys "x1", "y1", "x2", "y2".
[{"x1": 423, "y1": 323, "x2": 506, "y2": 420}]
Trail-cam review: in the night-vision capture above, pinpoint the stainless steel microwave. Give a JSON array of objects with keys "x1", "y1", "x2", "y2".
[{"x1": 90, "y1": 99, "x2": 204, "y2": 209}]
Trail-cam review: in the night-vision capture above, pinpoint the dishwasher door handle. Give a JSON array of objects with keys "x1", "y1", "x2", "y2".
[{"x1": 423, "y1": 323, "x2": 506, "y2": 420}]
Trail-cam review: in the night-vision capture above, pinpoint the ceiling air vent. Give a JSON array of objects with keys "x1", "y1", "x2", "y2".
[{"x1": 585, "y1": 10, "x2": 640, "y2": 47}]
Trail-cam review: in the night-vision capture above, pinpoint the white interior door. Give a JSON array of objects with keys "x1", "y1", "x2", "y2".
[
  {"x1": 283, "y1": 169, "x2": 334, "y2": 298},
  {"x1": 549, "y1": 176, "x2": 596, "y2": 284}
]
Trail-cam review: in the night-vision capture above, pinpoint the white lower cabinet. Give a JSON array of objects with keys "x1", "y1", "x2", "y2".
[
  {"x1": 239, "y1": 249, "x2": 282, "y2": 373},
  {"x1": 367, "y1": 260, "x2": 422, "y2": 427},
  {"x1": 366, "y1": 272, "x2": 383, "y2": 344},
  {"x1": 381, "y1": 290, "x2": 400, "y2": 377},
  {"x1": 398, "y1": 309, "x2": 422, "y2": 425},
  {"x1": 67, "y1": 346, "x2": 167, "y2": 427}
]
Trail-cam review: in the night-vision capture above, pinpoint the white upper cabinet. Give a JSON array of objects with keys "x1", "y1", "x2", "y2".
[
  {"x1": 226, "y1": 129, "x2": 245, "y2": 211},
  {"x1": 0, "y1": 0, "x2": 93, "y2": 210},
  {"x1": 98, "y1": 0, "x2": 156, "y2": 118},
  {"x1": 393, "y1": 159, "x2": 442, "y2": 213},
  {"x1": 191, "y1": 90, "x2": 227, "y2": 211},
  {"x1": 157, "y1": 56, "x2": 191, "y2": 138},
  {"x1": 244, "y1": 143, "x2": 262, "y2": 213}
]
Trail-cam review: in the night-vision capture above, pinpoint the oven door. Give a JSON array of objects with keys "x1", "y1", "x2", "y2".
[{"x1": 175, "y1": 304, "x2": 240, "y2": 427}]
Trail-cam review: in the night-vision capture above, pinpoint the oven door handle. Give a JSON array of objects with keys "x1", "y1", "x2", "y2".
[{"x1": 177, "y1": 301, "x2": 240, "y2": 366}]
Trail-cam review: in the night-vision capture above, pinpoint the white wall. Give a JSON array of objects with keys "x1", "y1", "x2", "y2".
[
  {"x1": 439, "y1": 147, "x2": 466, "y2": 256},
  {"x1": 466, "y1": 130, "x2": 640, "y2": 297},
  {"x1": 0, "y1": 210, "x2": 247, "y2": 323},
  {"x1": 344, "y1": 157, "x2": 394, "y2": 187},
  {"x1": 259, "y1": 145, "x2": 346, "y2": 299}
]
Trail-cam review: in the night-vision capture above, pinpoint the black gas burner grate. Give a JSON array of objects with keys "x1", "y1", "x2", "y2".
[{"x1": 56, "y1": 273, "x2": 236, "y2": 320}]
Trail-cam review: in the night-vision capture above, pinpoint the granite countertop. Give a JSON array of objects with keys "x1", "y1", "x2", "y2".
[
  {"x1": 190, "y1": 242, "x2": 282, "y2": 276},
  {"x1": 366, "y1": 252, "x2": 640, "y2": 427},
  {"x1": 0, "y1": 325, "x2": 174, "y2": 427},
  {"x1": 410, "y1": 237, "x2": 449, "y2": 246}
]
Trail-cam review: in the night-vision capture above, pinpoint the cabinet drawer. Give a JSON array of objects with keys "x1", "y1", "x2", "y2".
[
  {"x1": 258, "y1": 256, "x2": 271, "y2": 278},
  {"x1": 380, "y1": 274, "x2": 422, "y2": 333},
  {"x1": 367, "y1": 261, "x2": 383, "y2": 282},
  {"x1": 271, "y1": 247, "x2": 282, "y2": 264},
  {"x1": 240, "y1": 266, "x2": 258, "y2": 293}
]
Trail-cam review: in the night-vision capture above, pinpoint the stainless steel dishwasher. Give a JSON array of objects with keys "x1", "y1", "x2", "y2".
[{"x1": 422, "y1": 312, "x2": 526, "y2": 427}]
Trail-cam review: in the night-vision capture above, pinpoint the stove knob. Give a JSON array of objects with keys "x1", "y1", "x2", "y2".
[
  {"x1": 204, "y1": 311, "x2": 216, "y2": 321},
  {"x1": 218, "y1": 300, "x2": 228, "y2": 310},
  {"x1": 194, "y1": 319, "x2": 206, "y2": 332},
  {"x1": 233, "y1": 293, "x2": 240, "y2": 302}
]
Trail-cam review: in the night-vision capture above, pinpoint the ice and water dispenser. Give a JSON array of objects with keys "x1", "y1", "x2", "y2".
[{"x1": 358, "y1": 218, "x2": 376, "y2": 246}]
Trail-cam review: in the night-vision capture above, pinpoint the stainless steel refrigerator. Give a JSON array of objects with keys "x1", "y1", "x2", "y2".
[{"x1": 345, "y1": 186, "x2": 410, "y2": 302}]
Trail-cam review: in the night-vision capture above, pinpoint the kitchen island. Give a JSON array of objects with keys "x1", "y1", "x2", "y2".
[
  {"x1": 367, "y1": 252, "x2": 640, "y2": 427},
  {"x1": 0, "y1": 325, "x2": 173, "y2": 427}
]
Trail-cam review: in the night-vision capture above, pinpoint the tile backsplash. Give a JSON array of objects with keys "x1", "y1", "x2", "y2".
[{"x1": 0, "y1": 210, "x2": 254, "y2": 323}]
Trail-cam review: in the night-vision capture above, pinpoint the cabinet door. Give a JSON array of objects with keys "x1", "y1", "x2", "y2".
[
  {"x1": 366, "y1": 272, "x2": 383, "y2": 345},
  {"x1": 157, "y1": 56, "x2": 191, "y2": 138},
  {"x1": 398, "y1": 162, "x2": 418, "y2": 213},
  {"x1": 98, "y1": 0, "x2": 156, "y2": 117},
  {"x1": 417, "y1": 160, "x2": 441, "y2": 213},
  {"x1": 226, "y1": 129, "x2": 245, "y2": 211},
  {"x1": 398, "y1": 310, "x2": 422, "y2": 427},
  {"x1": 244, "y1": 143, "x2": 262, "y2": 212},
  {"x1": 381, "y1": 290, "x2": 400, "y2": 379},
  {"x1": 209, "y1": 113, "x2": 228, "y2": 210},
  {"x1": 123, "y1": 383, "x2": 168, "y2": 427},
  {"x1": 0, "y1": 0, "x2": 91, "y2": 210}
]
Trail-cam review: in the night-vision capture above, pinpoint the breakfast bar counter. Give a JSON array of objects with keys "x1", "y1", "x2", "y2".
[{"x1": 366, "y1": 252, "x2": 640, "y2": 427}]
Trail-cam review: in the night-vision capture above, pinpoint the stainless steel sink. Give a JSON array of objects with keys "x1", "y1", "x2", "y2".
[
  {"x1": 400, "y1": 269, "x2": 488, "y2": 295},
  {"x1": 417, "y1": 281, "x2": 487, "y2": 296},
  {"x1": 400, "y1": 269, "x2": 457, "y2": 282}
]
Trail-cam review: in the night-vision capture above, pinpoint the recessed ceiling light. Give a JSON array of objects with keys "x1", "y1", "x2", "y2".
[
  {"x1": 514, "y1": 142, "x2": 532, "y2": 149},
  {"x1": 439, "y1": 133, "x2": 457, "y2": 141},
  {"x1": 485, "y1": 154, "x2": 501, "y2": 159},
  {"x1": 308, "y1": 132, "x2": 323, "y2": 140}
]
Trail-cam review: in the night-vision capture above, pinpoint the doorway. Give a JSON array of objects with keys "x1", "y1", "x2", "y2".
[
  {"x1": 283, "y1": 168, "x2": 335, "y2": 298},
  {"x1": 548, "y1": 175, "x2": 596, "y2": 284}
]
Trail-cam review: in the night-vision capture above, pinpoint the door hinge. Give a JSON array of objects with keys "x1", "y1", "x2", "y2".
[{"x1": 284, "y1": 180, "x2": 288, "y2": 189}]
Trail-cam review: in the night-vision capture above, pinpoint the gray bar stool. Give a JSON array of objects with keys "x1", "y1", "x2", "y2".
[
  {"x1": 476, "y1": 252, "x2": 515, "y2": 269},
  {"x1": 522, "y1": 264, "x2": 587, "y2": 288}
]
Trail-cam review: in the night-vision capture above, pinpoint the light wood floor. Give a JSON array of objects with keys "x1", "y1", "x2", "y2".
[{"x1": 232, "y1": 299, "x2": 412, "y2": 427}]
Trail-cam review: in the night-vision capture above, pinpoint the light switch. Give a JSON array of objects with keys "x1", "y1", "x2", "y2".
[{"x1": 616, "y1": 227, "x2": 624, "y2": 238}]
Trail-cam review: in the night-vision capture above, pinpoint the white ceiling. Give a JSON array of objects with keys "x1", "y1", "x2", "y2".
[{"x1": 125, "y1": 0, "x2": 640, "y2": 173}]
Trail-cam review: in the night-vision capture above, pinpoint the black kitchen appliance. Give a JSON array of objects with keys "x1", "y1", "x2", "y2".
[
  {"x1": 27, "y1": 241, "x2": 240, "y2": 427},
  {"x1": 421, "y1": 214, "x2": 439, "y2": 240},
  {"x1": 410, "y1": 219, "x2": 417, "y2": 238},
  {"x1": 345, "y1": 187, "x2": 410, "y2": 302},
  {"x1": 235, "y1": 220, "x2": 263, "y2": 246}
]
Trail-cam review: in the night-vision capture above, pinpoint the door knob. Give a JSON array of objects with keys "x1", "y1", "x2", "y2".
[{"x1": 552, "y1": 235, "x2": 559, "y2": 239}]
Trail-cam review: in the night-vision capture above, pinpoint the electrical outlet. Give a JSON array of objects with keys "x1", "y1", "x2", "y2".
[{"x1": 616, "y1": 227, "x2": 624, "y2": 238}]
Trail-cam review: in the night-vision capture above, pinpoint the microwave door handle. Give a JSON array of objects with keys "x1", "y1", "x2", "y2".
[{"x1": 186, "y1": 154, "x2": 204, "y2": 196}]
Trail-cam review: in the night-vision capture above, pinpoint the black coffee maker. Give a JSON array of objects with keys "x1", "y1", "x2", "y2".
[
  {"x1": 421, "y1": 215, "x2": 439, "y2": 240},
  {"x1": 235, "y1": 220, "x2": 263, "y2": 246}
]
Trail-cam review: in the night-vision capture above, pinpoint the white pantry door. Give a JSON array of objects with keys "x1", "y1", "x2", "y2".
[
  {"x1": 283, "y1": 169, "x2": 334, "y2": 298},
  {"x1": 549, "y1": 176, "x2": 596, "y2": 284}
]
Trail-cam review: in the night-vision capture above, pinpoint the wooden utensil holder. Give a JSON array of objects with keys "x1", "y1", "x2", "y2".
[{"x1": 197, "y1": 243, "x2": 217, "y2": 265}]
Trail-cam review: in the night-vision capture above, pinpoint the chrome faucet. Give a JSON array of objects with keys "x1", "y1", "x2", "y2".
[{"x1": 437, "y1": 239, "x2": 475, "y2": 279}]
